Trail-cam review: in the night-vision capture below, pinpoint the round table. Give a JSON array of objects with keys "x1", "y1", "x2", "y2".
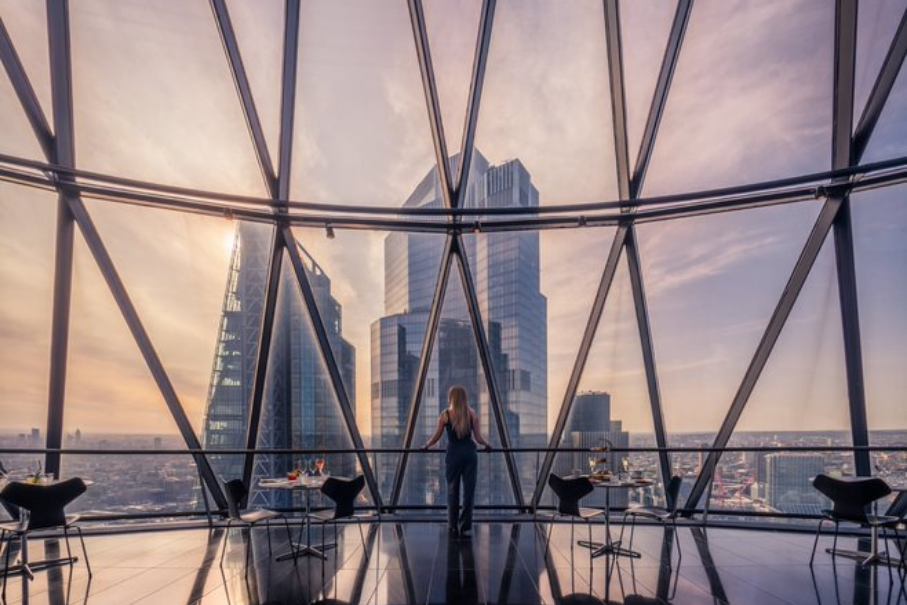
[
  {"x1": 577, "y1": 478, "x2": 654, "y2": 559},
  {"x1": 258, "y1": 475, "x2": 341, "y2": 560}
]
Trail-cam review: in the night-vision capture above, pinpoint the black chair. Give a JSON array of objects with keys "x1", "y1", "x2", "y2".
[
  {"x1": 621, "y1": 475, "x2": 683, "y2": 563},
  {"x1": 544, "y1": 474, "x2": 604, "y2": 557},
  {"x1": 0, "y1": 478, "x2": 91, "y2": 601},
  {"x1": 219, "y1": 479, "x2": 296, "y2": 570},
  {"x1": 809, "y1": 474, "x2": 894, "y2": 565},
  {"x1": 308, "y1": 476, "x2": 369, "y2": 556},
  {"x1": 880, "y1": 490, "x2": 907, "y2": 577}
]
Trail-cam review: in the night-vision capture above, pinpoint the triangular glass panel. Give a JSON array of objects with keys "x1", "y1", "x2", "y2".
[
  {"x1": 620, "y1": 0, "x2": 679, "y2": 172},
  {"x1": 461, "y1": 225, "x2": 615, "y2": 503},
  {"x1": 861, "y1": 50, "x2": 907, "y2": 163},
  {"x1": 854, "y1": 0, "x2": 907, "y2": 125},
  {"x1": 70, "y1": 0, "x2": 264, "y2": 196},
  {"x1": 292, "y1": 0, "x2": 437, "y2": 208},
  {"x1": 421, "y1": 0, "x2": 484, "y2": 160},
  {"x1": 545, "y1": 253, "x2": 664, "y2": 511},
  {"x1": 852, "y1": 185, "x2": 907, "y2": 479},
  {"x1": 291, "y1": 226, "x2": 445, "y2": 505},
  {"x1": 397, "y1": 263, "x2": 519, "y2": 510},
  {"x1": 0, "y1": 0, "x2": 53, "y2": 123},
  {"x1": 644, "y1": 0, "x2": 834, "y2": 196},
  {"x1": 83, "y1": 199, "x2": 246, "y2": 438},
  {"x1": 715, "y1": 236, "x2": 850, "y2": 520},
  {"x1": 251, "y1": 246, "x2": 375, "y2": 512},
  {"x1": 635, "y1": 202, "x2": 822, "y2": 455},
  {"x1": 0, "y1": 59, "x2": 45, "y2": 160},
  {"x1": 63, "y1": 227, "x2": 201, "y2": 515},
  {"x1": 0, "y1": 183, "x2": 56, "y2": 479},
  {"x1": 221, "y1": 0, "x2": 283, "y2": 164},
  {"x1": 471, "y1": 0, "x2": 618, "y2": 205}
]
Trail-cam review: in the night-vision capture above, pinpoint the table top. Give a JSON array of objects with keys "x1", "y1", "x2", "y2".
[
  {"x1": 590, "y1": 478, "x2": 654, "y2": 489},
  {"x1": 258, "y1": 476, "x2": 343, "y2": 490}
]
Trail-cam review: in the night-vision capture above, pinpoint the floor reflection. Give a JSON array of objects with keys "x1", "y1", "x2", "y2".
[{"x1": 2, "y1": 521, "x2": 906, "y2": 605}]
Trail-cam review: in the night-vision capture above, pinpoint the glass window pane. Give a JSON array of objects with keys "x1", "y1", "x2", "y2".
[
  {"x1": 0, "y1": 0, "x2": 52, "y2": 120},
  {"x1": 621, "y1": 0, "x2": 679, "y2": 171},
  {"x1": 0, "y1": 183, "x2": 55, "y2": 490},
  {"x1": 637, "y1": 202, "x2": 821, "y2": 450},
  {"x1": 0, "y1": 61, "x2": 45, "y2": 160},
  {"x1": 292, "y1": 0, "x2": 436, "y2": 207},
  {"x1": 423, "y1": 0, "x2": 484, "y2": 156},
  {"x1": 853, "y1": 184, "x2": 907, "y2": 481},
  {"x1": 714, "y1": 236, "x2": 851, "y2": 521},
  {"x1": 71, "y1": 0, "x2": 264, "y2": 195},
  {"x1": 473, "y1": 0, "x2": 618, "y2": 205},
  {"x1": 645, "y1": 0, "x2": 834, "y2": 196},
  {"x1": 855, "y1": 0, "x2": 907, "y2": 123},
  {"x1": 862, "y1": 54, "x2": 907, "y2": 163}
]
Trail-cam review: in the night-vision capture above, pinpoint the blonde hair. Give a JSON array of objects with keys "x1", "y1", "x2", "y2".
[{"x1": 447, "y1": 386, "x2": 471, "y2": 439}]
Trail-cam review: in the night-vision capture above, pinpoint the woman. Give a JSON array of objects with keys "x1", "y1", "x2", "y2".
[{"x1": 421, "y1": 385, "x2": 492, "y2": 537}]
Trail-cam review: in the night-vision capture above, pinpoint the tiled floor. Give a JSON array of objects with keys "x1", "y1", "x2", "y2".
[{"x1": 1, "y1": 520, "x2": 904, "y2": 604}]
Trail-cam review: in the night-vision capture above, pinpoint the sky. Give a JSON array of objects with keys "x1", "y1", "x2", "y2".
[{"x1": 0, "y1": 0, "x2": 905, "y2": 441}]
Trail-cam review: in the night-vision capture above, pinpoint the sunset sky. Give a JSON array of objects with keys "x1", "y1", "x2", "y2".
[{"x1": 1, "y1": 0, "x2": 905, "y2": 442}]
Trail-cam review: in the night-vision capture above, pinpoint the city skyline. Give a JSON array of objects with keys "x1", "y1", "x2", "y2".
[{"x1": 2, "y1": 0, "x2": 906, "y2": 444}]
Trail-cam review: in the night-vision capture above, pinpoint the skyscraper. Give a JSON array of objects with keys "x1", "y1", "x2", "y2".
[
  {"x1": 371, "y1": 153, "x2": 548, "y2": 505},
  {"x1": 201, "y1": 223, "x2": 356, "y2": 508},
  {"x1": 555, "y1": 391, "x2": 631, "y2": 508},
  {"x1": 764, "y1": 453, "x2": 827, "y2": 515}
]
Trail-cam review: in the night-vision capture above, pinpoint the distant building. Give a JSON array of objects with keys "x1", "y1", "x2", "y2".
[
  {"x1": 764, "y1": 453, "x2": 827, "y2": 514},
  {"x1": 555, "y1": 391, "x2": 631, "y2": 508},
  {"x1": 201, "y1": 223, "x2": 356, "y2": 508},
  {"x1": 371, "y1": 152, "x2": 547, "y2": 505}
]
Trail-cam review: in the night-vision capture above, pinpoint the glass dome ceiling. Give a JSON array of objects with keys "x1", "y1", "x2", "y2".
[{"x1": 0, "y1": 0, "x2": 905, "y2": 518}]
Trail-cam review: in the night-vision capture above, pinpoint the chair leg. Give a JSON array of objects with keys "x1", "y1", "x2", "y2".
[
  {"x1": 244, "y1": 526, "x2": 252, "y2": 578},
  {"x1": 671, "y1": 517, "x2": 682, "y2": 564},
  {"x1": 265, "y1": 519, "x2": 273, "y2": 556},
  {"x1": 810, "y1": 518, "x2": 825, "y2": 565},
  {"x1": 545, "y1": 516, "x2": 554, "y2": 557},
  {"x1": 357, "y1": 519, "x2": 366, "y2": 556},
  {"x1": 831, "y1": 522, "x2": 839, "y2": 560},
  {"x1": 219, "y1": 520, "x2": 232, "y2": 568},
  {"x1": 283, "y1": 518, "x2": 298, "y2": 565},
  {"x1": 62, "y1": 526, "x2": 73, "y2": 568},
  {"x1": 75, "y1": 527, "x2": 92, "y2": 578},
  {"x1": 1, "y1": 529, "x2": 9, "y2": 605}
]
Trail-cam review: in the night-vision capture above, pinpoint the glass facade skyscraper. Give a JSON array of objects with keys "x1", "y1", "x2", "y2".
[
  {"x1": 201, "y1": 223, "x2": 356, "y2": 508},
  {"x1": 372, "y1": 153, "x2": 548, "y2": 504}
]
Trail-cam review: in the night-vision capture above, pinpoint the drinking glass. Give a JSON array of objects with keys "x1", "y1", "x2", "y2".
[{"x1": 315, "y1": 457, "x2": 325, "y2": 476}]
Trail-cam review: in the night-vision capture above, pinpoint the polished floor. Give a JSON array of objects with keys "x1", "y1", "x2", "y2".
[{"x1": 1, "y1": 519, "x2": 904, "y2": 605}]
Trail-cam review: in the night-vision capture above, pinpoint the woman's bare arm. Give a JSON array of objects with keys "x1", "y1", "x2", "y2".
[
  {"x1": 471, "y1": 410, "x2": 492, "y2": 450},
  {"x1": 421, "y1": 412, "x2": 447, "y2": 449}
]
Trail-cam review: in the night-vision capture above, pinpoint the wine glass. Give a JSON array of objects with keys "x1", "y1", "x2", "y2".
[
  {"x1": 306, "y1": 457, "x2": 316, "y2": 477},
  {"x1": 315, "y1": 456, "x2": 325, "y2": 476},
  {"x1": 588, "y1": 455, "x2": 597, "y2": 476}
]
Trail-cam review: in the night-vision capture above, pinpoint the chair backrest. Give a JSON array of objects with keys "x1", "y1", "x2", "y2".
[
  {"x1": 0, "y1": 478, "x2": 87, "y2": 530},
  {"x1": 813, "y1": 474, "x2": 891, "y2": 523},
  {"x1": 321, "y1": 476, "x2": 365, "y2": 519},
  {"x1": 884, "y1": 490, "x2": 907, "y2": 520},
  {"x1": 547, "y1": 474, "x2": 593, "y2": 517},
  {"x1": 222, "y1": 479, "x2": 248, "y2": 520},
  {"x1": 665, "y1": 475, "x2": 683, "y2": 514}
]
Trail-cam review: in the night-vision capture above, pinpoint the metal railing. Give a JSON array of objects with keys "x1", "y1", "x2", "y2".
[{"x1": 0, "y1": 445, "x2": 903, "y2": 526}]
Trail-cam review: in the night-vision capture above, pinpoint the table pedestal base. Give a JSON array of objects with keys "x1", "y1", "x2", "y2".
[
  {"x1": 826, "y1": 548, "x2": 902, "y2": 568},
  {"x1": 578, "y1": 539, "x2": 642, "y2": 559},
  {"x1": 275, "y1": 542, "x2": 337, "y2": 562}
]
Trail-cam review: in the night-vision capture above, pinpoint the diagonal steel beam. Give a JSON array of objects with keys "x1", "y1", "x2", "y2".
[
  {"x1": 0, "y1": 17, "x2": 54, "y2": 160},
  {"x1": 453, "y1": 234, "x2": 524, "y2": 508},
  {"x1": 852, "y1": 6, "x2": 907, "y2": 164},
  {"x1": 830, "y1": 0, "x2": 870, "y2": 477},
  {"x1": 208, "y1": 0, "x2": 278, "y2": 199},
  {"x1": 454, "y1": 0, "x2": 496, "y2": 206},
  {"x1": 630, "y1": 0, "x2": 694, "y2": 198},
  {"x1": 276, "y1": 0, "x2": 301, "y2": 203},
  {"x1": 66, "y1": 196, "x2": 229, "y2": 510},
  {"x1": 390, "y1": 235, "x2": 456, "y2": 507},
  {"x1": 43, "y1": 0, "x2": 76, "y2": 481},
  {"x1": 407, "y1": 0, "x2": 454, "y2": 209},
  {"x1": 604, "y1": 0, "x2": 671, "y2": 487},
  {"x1": 683, "y1": 195, "x2": 846, "y2": 512},
  {"x1": 531, "y1": 225, "x2": 629, "y2": 509},
  {"x1": 282, "y1": 225, "x2": 383, "y2": 508}
]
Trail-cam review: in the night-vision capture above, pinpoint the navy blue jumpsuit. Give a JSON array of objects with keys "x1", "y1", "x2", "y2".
[{"x1": 444, "y1": 411, "x2": 478, "y2": 533}]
